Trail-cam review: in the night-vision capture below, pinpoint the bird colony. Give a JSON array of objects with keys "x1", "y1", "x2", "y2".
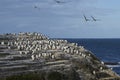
[
  {"x1": 0, "y1": 32, "x2": 87, "y2": 61},
  {"x1": 0, "y1": 32, "x2": 119, "y2": 80}
]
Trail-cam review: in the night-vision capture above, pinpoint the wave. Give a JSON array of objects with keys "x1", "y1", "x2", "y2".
[
  {"x1": 105, "y1": 62, "x2": 120, "y2": 68},
  {"x1": 118, "y1": 62, "x2": 120, "y2": 64},
  {"x1": 107, "y1": 65, "x2": 120, "y2": 68},
  {"x1": 105, "y1": 62, "x2": 120, "y2": 65}
]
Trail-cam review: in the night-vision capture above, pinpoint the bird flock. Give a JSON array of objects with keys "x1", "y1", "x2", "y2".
[
  {"x1": 0, "y1": 32, "x2": 90, "y2": 62},
  {"x1": 33, "y1": 0, "x2": 100, "y2": 22}
]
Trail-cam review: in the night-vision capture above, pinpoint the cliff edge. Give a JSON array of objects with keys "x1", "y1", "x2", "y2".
[{"x1": 0, "y1": 32, "x2": 120, "y2": 80}]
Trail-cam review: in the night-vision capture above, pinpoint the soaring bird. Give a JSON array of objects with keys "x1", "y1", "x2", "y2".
[
  {"x1": 34, "y1": 5, "x2": 40, "y2": 10},
  {"x1": 54, "y1": 0, "x2": 66, "y2": 4},
  {"x1": 83, "y1": 15, "x2": 90, "y2": 21},
  {"x1": 91, "y1": 16, "x2": 100, "y2": 21},
  {"x1": 34, "y1": 5, "x2": 37, "y2": 8}
]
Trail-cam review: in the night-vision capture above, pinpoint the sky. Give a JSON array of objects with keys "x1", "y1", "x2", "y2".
[{"x1": 0, "y1": 0, "x2": 120, "y2": 38}]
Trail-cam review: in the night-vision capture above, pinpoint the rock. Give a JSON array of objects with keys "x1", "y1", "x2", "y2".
[{"x1": 0, "y1": 32, "x2": 120, "y2": 80}]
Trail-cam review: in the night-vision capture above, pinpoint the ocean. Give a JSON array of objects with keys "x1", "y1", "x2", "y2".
[{"x1": 65, "y1": 39, "x2": 120, "y2": 75}]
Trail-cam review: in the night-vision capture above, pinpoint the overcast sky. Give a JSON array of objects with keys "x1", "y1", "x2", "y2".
[{"x1": 0, "y1": 0, "x2": 120, "y2": 38}]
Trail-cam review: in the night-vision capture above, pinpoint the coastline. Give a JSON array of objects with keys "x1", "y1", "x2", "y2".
[{"x1": 0, "y1": 32, "x2": 120, "y2": 80}]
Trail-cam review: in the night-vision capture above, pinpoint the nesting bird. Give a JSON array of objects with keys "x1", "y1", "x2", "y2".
[
  {"x1": 101, "y1": 61, "x2": 104, "y2": 65},
  {"x1": 92, "y1": 70, "x2": 96, "y2": 75},
  {"x1": 1, "y1": 41, "x2": 4, "y2": 45},
  {"x1": 31, "y1": 55, "x2": 35, "y2": 60},
  {"x1": 3, "y1": 32, "x2": 89, "y2": 62}
]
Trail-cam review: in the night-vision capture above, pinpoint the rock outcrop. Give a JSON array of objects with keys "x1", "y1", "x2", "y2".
[{"x1": 0, "y1": 32, "x2": 120, "y2": 80}]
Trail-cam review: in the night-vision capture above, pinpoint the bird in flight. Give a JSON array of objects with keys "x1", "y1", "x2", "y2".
[
  {"x1": 34, "y1": 5, "x2": 40, "y2": 10},
  {"x1": 83, "y1": 15, "x2": 90, "y2": 21},
  {"x1": 54, "y1": 0, "x2": 66, "y2": 4},
  {"x1": 34, "y1": 5, "x2": 37, "y2": 8},
  {"x1": 91, "y1": 16, "x2": 100, "y2": 21}
]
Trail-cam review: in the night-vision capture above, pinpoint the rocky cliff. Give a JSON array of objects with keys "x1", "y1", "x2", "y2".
[{"x1": 0, "y1": 32, "x2": 120, "y2": 80}]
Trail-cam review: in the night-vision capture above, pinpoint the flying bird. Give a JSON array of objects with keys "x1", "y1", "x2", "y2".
[
  {"x1": 91, "y1": 16, "x2": 100, "y2": 21},
  {"x1": 34, "y1": 5, "x2": 37, "y2": 8},
  {"x1": 34, "y1": 5, "x2": 40, "y2": 10},
  {"x1": 54, "y1": 0, "x2": 66, "y2": 4},
  {"x1": 83, "y1": 15, "x2": 90, "y2": 21}
]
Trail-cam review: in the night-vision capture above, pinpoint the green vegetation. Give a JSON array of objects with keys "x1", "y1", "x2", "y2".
[
  {"x1": 0, "y1": 69, "x2": 81, "y2": 80},
  {"x1": 3, "y1": 72, "x2": 46, "y2": 80},
  {"x1": 47, "y1": 71, "x2": 63, "y2": 80},
  {"x1": 0, "y1": 53, "x2": 10, "y2": 57},
  {"x1": 0, "y1": 71, "x2": 64, "y2": 80}
]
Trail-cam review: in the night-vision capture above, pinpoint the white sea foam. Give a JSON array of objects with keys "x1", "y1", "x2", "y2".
[
  {"x1": 107, "y1": 65, "x2": 120, "y2": 68},
  {"x1": 118, "y1": 62, "x2": 120, "y2": 64}
]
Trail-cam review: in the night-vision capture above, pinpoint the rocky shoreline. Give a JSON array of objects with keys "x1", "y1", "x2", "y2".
[{"x1": 0, "y1": 32, "x2": 120, "y2": 80}]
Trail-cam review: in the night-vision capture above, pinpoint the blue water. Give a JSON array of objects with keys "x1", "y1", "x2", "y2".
[{"x1": 65, "y1": 39, "x2": 120, "y2": 75}]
